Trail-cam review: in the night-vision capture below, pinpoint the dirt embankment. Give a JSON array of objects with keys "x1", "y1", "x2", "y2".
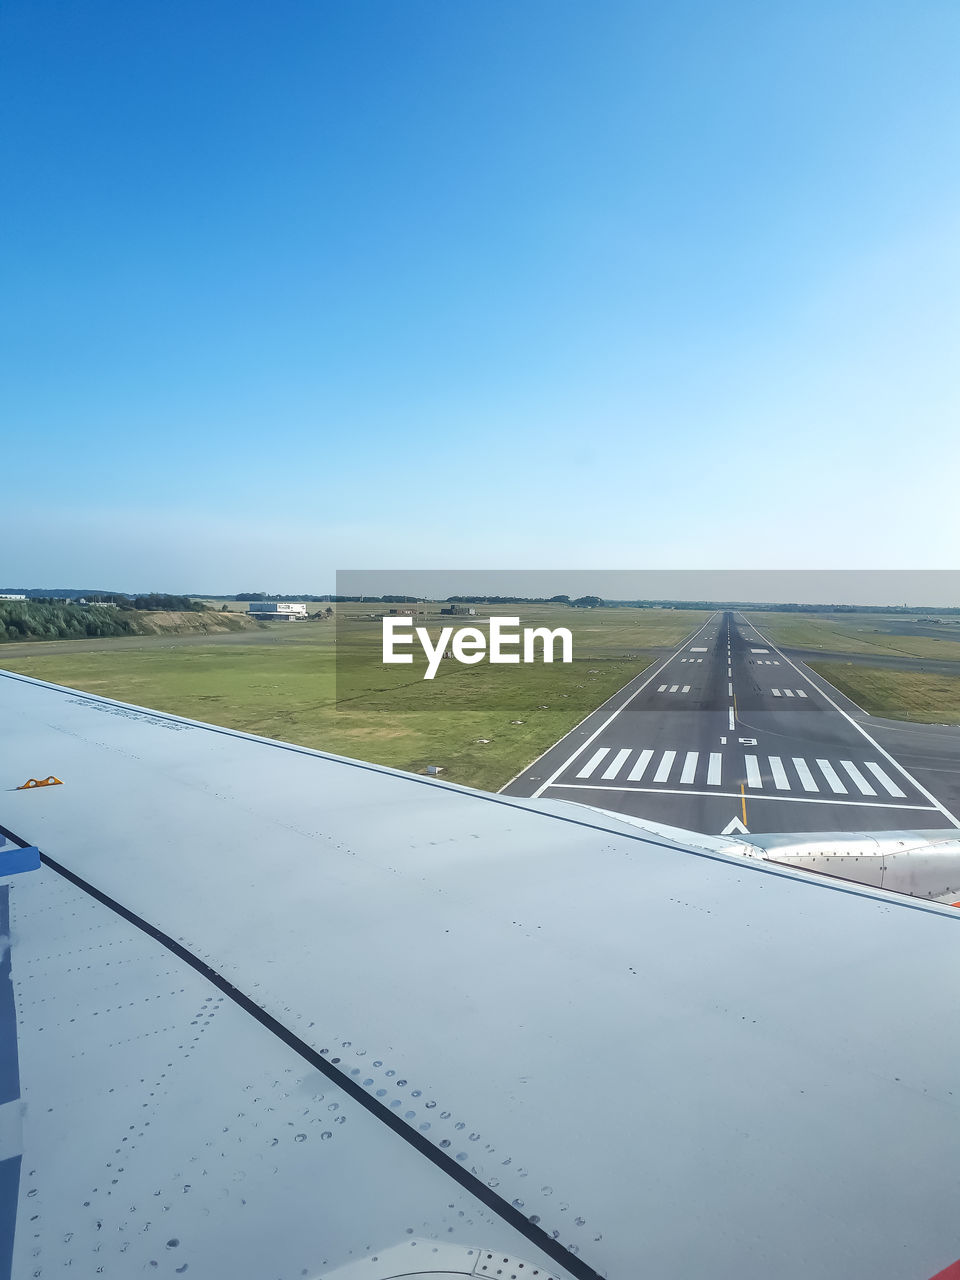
[{"x1": 128, "y1": 609, "x2": 265, "y2": 635}]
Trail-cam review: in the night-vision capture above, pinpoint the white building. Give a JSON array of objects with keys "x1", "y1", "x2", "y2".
[
  {"x1": 247, "y1": 601, "x2": 308, "y2": 620},
  {"x1": 0, "y1": 593, "x2": 26, "y2": 600}
]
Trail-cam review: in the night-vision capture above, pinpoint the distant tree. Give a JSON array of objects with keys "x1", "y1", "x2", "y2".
[
  {"x1": 549, "y1": 595, "x2": 571, "y2": 604},
  {"x1": 129, "y1": 593, "x2": 204, "y2": 612},
  {"x1": 572, "y1": 595, "x2": 603, "y2": 608}
]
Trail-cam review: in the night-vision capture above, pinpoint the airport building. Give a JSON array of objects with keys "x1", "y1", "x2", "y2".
[{"x1": 247, "y1": 601, "x2": 308, "y2": 620}]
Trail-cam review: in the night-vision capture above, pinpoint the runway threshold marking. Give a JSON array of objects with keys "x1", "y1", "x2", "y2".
[
  {"x1": 793, "y1": 757, "x2": 819, "y2": 792},
  {"x1": 769, "y1": 756, "x2": 790, "y2": 790},
  {"x1": 601, "y1": 748, "x2": 632, "y2": 781},
  {"x1": 841, "y1": 760, "x2": 876, "y2": 796},
  {"x1": 864, "y1": 761, "x2": 906, "y2": 798},
  {"x1": 570, "y1": 744, "x2": 939, "y2": 802},
  {"x1": 653, "y1": 750, "x2": 677, "y2": 783},
  {"x1": 628, "y1": 749, "x2": 654, "y2": 781},
  {"x1": 550, "y1": 782, "x2": 940, "y2": 812},
  {"x1": 529, "y1": 612, "x2": 722, "y2": 798},
  {"x1": 577, "y1": 748, "x2": 610, "y2": 779}
]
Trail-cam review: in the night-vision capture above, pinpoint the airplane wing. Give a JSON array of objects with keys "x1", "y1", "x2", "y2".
[{"x1": 1, "y1": 668, "x2": 959, "y2": 1280}]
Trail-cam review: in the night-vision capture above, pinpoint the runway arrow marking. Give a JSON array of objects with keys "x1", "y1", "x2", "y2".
[{"x1": 720, "y1": 816, "x2": 750, "y2": 835}]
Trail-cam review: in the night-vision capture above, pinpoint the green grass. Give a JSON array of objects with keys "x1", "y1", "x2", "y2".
[
  {"x1": 809, "y1": 662, "x2": 960, "y2": 724},
  {"x1": 744, "y1": 611, "x2": 960, "y2": 662},
  {"x1": 0, "y1": 606, "x2": 708, "y2": 791}
]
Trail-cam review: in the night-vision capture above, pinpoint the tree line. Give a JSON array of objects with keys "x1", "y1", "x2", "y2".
[
  {"x1": 0, "y1": 600, "x2": 138, "y2": 642},
  {"x1": 22, "y1": 593, "x2": 205, "y2": 612},
  {"x1": 0, "y1": 595, "x2": 212, "y2": 643}
]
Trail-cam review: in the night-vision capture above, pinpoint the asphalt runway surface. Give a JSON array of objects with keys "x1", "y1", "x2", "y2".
[{"x1": 504, "y1": 611, "x2": 960, "y2": 837}]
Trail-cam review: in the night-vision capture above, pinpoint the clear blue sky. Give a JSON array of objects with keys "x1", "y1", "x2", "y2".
[{"x1": 2, "y1": 0, "x2": 958, "y2": 592}]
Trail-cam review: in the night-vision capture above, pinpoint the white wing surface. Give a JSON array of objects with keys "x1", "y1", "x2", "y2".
[{"x1": 1, "y1": 669, "x2": 959, "y2": 1280}]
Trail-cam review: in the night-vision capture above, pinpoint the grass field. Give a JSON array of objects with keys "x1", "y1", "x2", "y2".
[
  {"x1": 0, "y1": 606, "x2": 708, "y2": 792},
  {"x1": 743, "y1": 611, "x2": 960, "y2": 661},
  {"x1": 808, "y1": 662, "x2": 960, "y2": 724}
]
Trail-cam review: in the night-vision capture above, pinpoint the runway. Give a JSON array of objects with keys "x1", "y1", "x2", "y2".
[{"x1": 503, "y1": 611, "x2": 960, "y2": 836}]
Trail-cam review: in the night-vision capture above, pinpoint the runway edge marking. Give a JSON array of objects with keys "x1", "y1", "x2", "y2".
[{"x1": 735, "y1": 612, "x2": 960, "y2": 829}]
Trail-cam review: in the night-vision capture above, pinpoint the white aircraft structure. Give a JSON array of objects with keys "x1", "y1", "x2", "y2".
[{"x1": 0, "y1": 669, "x2": 959, "y2": 1279}]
